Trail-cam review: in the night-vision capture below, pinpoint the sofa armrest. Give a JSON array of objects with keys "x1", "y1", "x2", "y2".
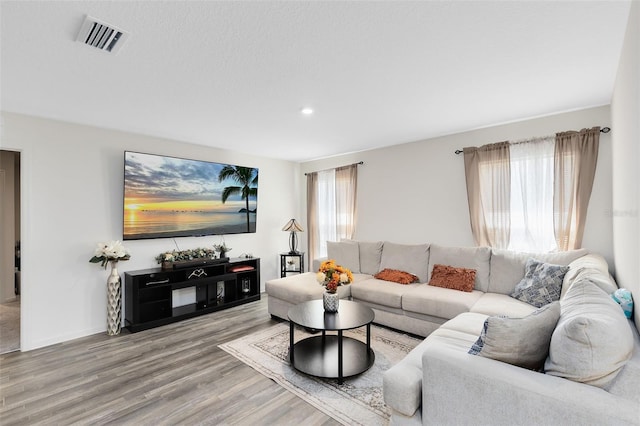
[{"x1": 422, "y1": 345, "x2": 640, "y2": 426}]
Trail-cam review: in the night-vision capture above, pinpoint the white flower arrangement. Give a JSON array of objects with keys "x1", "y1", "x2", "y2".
[{"x1": 90, "y1": 240, "x2": 131, "y2": 269}]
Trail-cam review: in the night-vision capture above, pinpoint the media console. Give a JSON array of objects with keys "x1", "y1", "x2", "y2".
[{"x1": 124, "y1": 257, "x2": 260, "y2": 332}]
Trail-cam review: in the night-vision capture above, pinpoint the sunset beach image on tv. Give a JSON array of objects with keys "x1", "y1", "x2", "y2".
[{"x1": 123, "y1": 151, "x2": 258, "y2": 240}]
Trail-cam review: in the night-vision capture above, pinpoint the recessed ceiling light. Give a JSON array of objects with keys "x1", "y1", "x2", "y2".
[{"x1": 300, "y1": 107, "x2": 314, "y2": 115}]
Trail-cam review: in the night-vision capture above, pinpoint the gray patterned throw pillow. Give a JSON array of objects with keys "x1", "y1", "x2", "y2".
[{"x1": 510, "y1": 258, "x2": 569, "y2": 308}]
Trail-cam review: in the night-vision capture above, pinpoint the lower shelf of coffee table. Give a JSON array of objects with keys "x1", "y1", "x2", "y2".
[{"x1": 289, "y1": 335, "x2": 375, "y2": 379}]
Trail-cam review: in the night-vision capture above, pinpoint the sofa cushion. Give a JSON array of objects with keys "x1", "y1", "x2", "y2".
[
  {"x1": 489, "y1": 248, "x2": 588, "y2": 295},
  {"x1": 470, "y1": 293, "x2": 538, "y2": 318},
  {"x1": 265, "y1": 272, "x2": 353, "y2": 305},
  {"x1": 374, "y1": 268, "x2": 418, "y2": 284},
  {"x1": 383, "y1": 312, "x2": 486, "y2": 417},
  {"x1": 379, "y1": 242, "x2": 430, "y2": 283},
  {"x1": 428, "y1": 244, "x2": 491, "y2": 292},
  {"x1": 327, "y1": 240, "x2": 360, "y2": 273},
  {"x1": 351, "y1": 240, "x2": 384, "y2": 275},
  {"x1": 428, "y1": 264, "x2": 476, "y2": 292},
  {"x1": 350, "y1": 279, "x2": 420, "y2": 309},
  {"x1": 511, "y1": 259, "x2": 569, "y2": 308},
  {"x1": 545, "y1": 279, "x2": 634, "y2": 388},
  {"x1": 402, "y1": 284, "x2": 483, "y2": 320},
  {"x1": 469, "y1": 301, "x2": 561, "y2": 370},
  {"x1": 561, "y1": 253, "x2": 617, "y2": 299}
]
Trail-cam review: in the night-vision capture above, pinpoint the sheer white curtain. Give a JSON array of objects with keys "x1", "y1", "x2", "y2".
[
  {"x1": 508, "y1": 137, "x2": 557, "y2": 252},
  {"x1": 316, "y1": 169, "x2": 337, "y2": 258},
  {"x1": 306, "y1": 164, "x2": 358, "y2": 262}
]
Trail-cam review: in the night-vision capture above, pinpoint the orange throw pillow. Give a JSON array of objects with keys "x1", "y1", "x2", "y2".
[
  {"x1": 374, "y1": 268, "x2": 419, "y2": 284},
  {"x1": 428, "y1": 264, "x2": 476, "y2": 292}
]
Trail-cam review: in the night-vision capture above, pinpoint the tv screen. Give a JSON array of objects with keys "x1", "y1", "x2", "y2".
[{"x1": 123, "y1": 151, "x2": 258, "y2": 240}]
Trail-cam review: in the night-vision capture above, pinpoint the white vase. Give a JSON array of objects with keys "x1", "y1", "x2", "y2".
[
  {"x1": 106, "y1": 260, "x2": 122, "y2": 336},
  {"x1": 323, "y1": 291, "x2": 339, "y2": 313}
]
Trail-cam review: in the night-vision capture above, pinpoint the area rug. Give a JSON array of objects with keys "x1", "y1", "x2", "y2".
[{"x1": 219, "y1": 322, "x2": 421, "y2": 425}]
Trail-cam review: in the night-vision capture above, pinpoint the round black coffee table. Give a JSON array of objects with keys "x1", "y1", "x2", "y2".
[{"x1": 288, "y1": 299, "x2": 375, "y2": 384}]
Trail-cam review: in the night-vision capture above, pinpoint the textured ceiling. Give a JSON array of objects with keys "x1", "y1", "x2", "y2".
[{"x1": 0, "y1": 1, "x2": 632, "y2": 162}]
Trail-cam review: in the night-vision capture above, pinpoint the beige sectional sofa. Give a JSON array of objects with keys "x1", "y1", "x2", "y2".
[{"x1": 265, "y1": 240, "x2": 640, "y2": 425}]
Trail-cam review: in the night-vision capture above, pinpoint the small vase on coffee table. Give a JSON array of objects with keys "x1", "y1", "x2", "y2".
[{"x1": 323, "y1": 291, "x2": 339, "y2": 313}]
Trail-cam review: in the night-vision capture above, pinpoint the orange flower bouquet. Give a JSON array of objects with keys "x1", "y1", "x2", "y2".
[{"x1": 316, "y1": 259, "x2": 353, "y2": 293}]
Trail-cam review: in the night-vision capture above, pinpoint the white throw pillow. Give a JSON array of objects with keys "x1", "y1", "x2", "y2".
[
  {"x1": 468, "y1": 301, "x2": 561, "y2": 370},
  {"x1": 544, "y1": 279, "x2": 634, "y2": 388},
  {"x1": 355, "y1": 240, "x2": 384, "y2": 275},
  {"x1": 326, "y1": 240, "x2": 360, "y2": 273}
]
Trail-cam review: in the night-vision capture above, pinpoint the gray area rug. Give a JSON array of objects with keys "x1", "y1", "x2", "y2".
[
  {"x1": 0, "y1": 300, "x2": 20, "y2": 354},
  {"x1": 219, "y1": 322, "x2": 420, "y2": 425}
]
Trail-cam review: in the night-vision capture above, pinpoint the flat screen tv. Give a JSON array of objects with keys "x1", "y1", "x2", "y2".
[{"x1": 123, "y1": 151, "x2": 258, "y2": 240}]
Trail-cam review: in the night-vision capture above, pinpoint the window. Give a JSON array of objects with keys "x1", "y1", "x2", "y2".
[
  {"x1": 508, "y1": 138, "x2": 557, "y2": 252},
  {"x1": 464, "y1": 128, "x2": 599, "y2": 252},
  {"x1": 307, "y1": 164, "x2": 358, "y2": 261}
]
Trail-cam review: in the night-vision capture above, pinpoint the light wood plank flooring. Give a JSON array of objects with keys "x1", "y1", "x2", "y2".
[{"x1": 0, "y1": 294, "x2": 339, "y2": 425}]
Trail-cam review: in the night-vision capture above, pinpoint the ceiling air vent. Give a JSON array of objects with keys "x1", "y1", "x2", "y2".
[{"x1": 76, "y1": 15, "x2": 129, "y2": 54}]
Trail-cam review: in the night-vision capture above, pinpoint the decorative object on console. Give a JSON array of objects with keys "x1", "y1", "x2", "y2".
[
  {"x1": 282, "y1": 218, "x2": 304, "y2": 254},
  {"x1": 89, "y1": 240, "x2": 130, "y2": 336},
  {"x1": 155, "y1": 247, "x2": 215, "y2": 270},
  {"x1": 316, "y1": 259, "x2": 353, "y2": 313},
  {"x1": 213, "y1": 241, "x2": 231, "y2": 259},
  {"x1": 428, "y1": 264, "x2": 477, "y2": 292}
]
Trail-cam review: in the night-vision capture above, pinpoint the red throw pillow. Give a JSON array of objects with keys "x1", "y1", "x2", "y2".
[
  {"x1": 374, "y1": 268, "x2": 419, "y2": 285},
  {"x1": 428, "y1": 264, "x2": 476, "y2": 292}
]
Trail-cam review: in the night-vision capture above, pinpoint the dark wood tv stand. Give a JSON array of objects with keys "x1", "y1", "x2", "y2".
[{"x1": 124, "y1": 257, "x2": 260, "y2": 332}]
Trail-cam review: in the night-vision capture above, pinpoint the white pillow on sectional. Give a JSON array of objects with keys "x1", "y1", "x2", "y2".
[
  {"x1": 343, "y1": 239, "x2": 384, "y2": 275},
  {"x1": 488, "y1": 248, "x2": 588, "y2": 295},
  {"x1": 326, "y1": 240, "x2": 360, "y2": 273},
  {"x1": 544, "y1": 279, "x2": 634, "y2": 388},
  {"x1": 428, "y1": 244, "x2": 491, "y2": 292},
  {"x1": 379, "y1": 242, "x2": 430, "y2": 283}
]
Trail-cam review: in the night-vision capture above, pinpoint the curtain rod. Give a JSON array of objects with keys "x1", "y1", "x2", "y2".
[
  {"x1": 304, "y1": 161, "x2": 364, "y2": 176},
  {"x1": 453, "y1": 126, "x2": 610, "y2": 155}
]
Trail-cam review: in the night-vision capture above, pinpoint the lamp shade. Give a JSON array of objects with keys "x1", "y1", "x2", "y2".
[{"x1": 282, "y1": 218, "x2": 304, "y2": 233}]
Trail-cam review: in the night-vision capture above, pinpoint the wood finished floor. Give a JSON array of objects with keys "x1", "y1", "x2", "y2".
[{"x1": 0, "y1": 294, "x2": 339, "y2": 426}]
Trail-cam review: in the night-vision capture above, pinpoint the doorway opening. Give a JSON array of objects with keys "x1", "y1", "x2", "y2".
[{"x1": 1, "y1": 149, "x2": 21, "y2": 353}]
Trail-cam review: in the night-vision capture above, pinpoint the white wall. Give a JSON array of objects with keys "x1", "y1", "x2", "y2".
[
  {"x1": 300, "y1": 106, "x2": 614, "y2": 267},
  {"x1": 611, "y1": 0, "x2": 639, "y2": 331},
  {"x1": 0, "y1": 112, "x2": 299, "y2": 351}
]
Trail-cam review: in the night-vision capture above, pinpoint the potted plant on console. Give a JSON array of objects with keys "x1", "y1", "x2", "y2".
[
  {"x1": 316, "y1": 259, "x2": 353, "y2": 313},
  {"x1": 213, "y1": 242, "x2": 231, "y2": 260},
  {"x1": 89, "y1": 240, "x2": 130, "y2": 336}
]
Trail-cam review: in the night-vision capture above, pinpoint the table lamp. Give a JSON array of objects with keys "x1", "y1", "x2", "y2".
[{"x1": 282, "y1": 218, "x2": 304, "y2": 254}]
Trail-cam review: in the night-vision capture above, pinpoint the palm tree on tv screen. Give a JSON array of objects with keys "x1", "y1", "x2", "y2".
[{"x1": 218, "y1": 166, "x2": 258, "y2": 232}]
